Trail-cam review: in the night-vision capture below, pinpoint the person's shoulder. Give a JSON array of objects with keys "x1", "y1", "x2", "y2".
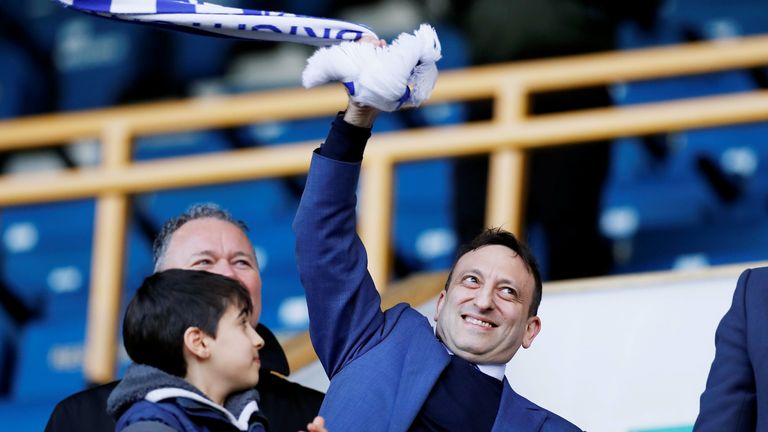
[
  {"x1": 118, "y1": 400, "x2": 184, "y2": 432},
  {"x1": 61, "y1": 381, "x2": 119, "y2": 403},
  {"x1": 744, "y1": 266, "x2": 768, "y2": 280},
  {"x1": 738, "y1": 266, "x2": 768, "y2": 297},
  {"x1": 256, "y1": 372, "x2": 324, "y2": 432},
  {"x1": 507, "y1": 389, "x2": 582, "y2": 432},
  {"x1": 45, "y1": 381, "x2": 120, "y2": 432},
  {"x1": 258, "y1": 371, "x2": 324, "y2": 400},
  {"x1": 540, "y1": 410, "x2": 583, "y2": 432}
]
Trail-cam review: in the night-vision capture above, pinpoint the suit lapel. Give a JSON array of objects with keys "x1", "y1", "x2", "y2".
[
  {"x1": 388, "y1": 330, "x2": 451, "y2": 432},
  {"x1": 492, "y1": 378, "x2": 547, "y2": 432}
]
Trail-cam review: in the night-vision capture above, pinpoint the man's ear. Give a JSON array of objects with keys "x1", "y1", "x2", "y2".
[
  {"x1": 434, "y1": 290, "x2": 447, "y2": 322},
  {"x1": 521, "y1": 316, "x2": 542, "y2": 349},
  {"x1": 183, "y1": 327, "x2": 210, "y2": 360}
]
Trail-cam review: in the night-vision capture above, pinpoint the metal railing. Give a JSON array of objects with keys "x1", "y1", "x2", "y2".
[{"x1": 1, "y1": 35, "x2": 768, "y2": 382}]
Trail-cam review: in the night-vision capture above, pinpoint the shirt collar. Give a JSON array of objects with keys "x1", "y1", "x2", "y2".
[
  {"x1": 441, "y1": 344, "x2": 506, "y2": 381},
  {"x1": 476, "y1": 363, "x2": 506, "y2": 381}
]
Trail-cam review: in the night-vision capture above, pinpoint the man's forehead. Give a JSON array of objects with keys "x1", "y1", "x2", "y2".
[
  {"x1": 168, "y1": 219, "x2": 255, "y2": 254},
  {"x1": 453, "y1": 245, "x2": 533, "y2": 284},
  {"x1": 455, "y1": 244, "x2": 520, "y2": 266}
]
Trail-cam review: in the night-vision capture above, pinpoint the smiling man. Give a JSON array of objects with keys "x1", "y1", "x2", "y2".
[
  {"x1": 435, "y1": 239, "x2": 541, "y2": 366},
  {"x1": 292, "y1": 99, "x2": 581, "y2": 431}
]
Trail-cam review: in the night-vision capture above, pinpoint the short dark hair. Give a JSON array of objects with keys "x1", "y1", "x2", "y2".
[
  {"x1": 152, "y1": 203, "x2": 249, "y2": 271},
  {"x1": 123, "y1": 268, "x2": 253, "y2": 377},
  {"x1": 444, "y1": 227, "x2": 542, "y2": 316}
]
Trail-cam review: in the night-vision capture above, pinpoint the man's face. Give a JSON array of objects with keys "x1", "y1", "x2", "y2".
[
  {"x1": 160, "y1": 218, "x2": 263, "y2": 324},
  {"x1": 434, "y1": 244, "x2": 541, "y2": 364}
]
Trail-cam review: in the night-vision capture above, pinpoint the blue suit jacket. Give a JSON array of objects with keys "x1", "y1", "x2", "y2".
[
  {"x1": 695, "y1": 267, "x2": 768, "y2": 431},
  {"x1": 294, "y1": 153, "x2": 581, "y2": 432}
]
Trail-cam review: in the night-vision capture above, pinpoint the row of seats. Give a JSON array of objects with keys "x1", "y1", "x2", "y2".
[
  {"x1": 0, "y1": 104, "x2": 467, "y2": 407},
  {"x1": 1, "y1": 0, "x2": 768, "y2": 427},
  {"x1": 598, "y1": 0, "x2": 768, "y2": 272}
]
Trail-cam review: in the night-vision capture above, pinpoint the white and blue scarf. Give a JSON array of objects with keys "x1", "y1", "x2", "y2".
[{"x1": 54, "y1": 0, "x2": 442, "y2": 111}]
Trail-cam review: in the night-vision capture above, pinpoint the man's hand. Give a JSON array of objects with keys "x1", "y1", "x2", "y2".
[
  {"x1": 343, "y1": 100, "x2": 379, "y2": 128},
  {"x1": 340, "y1": 36, "x2": 386, "y2": 128},
  {"x1": 303, "y1": 415, "x2": 327, "y2": 432}
]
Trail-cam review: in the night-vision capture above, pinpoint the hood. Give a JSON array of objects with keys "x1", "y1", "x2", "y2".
[{"x1": 107, "y1": 363, "x2": 260, "y2": 422}]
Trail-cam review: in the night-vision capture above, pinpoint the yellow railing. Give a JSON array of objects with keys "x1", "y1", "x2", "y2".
[{"x1": 1, "y1": 35, "x2": 768, "y2": 382}]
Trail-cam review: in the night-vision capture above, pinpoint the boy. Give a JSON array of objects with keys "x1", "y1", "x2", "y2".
[{"x1": 107, "y1": 269, "x2": 326, "y2": 432}]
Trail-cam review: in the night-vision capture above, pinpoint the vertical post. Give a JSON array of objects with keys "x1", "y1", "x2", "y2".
[
  {"x1": 83, "y1": 122, "x2": 131, "y2": 383},
  {"x1": 485, "y1": 149, "x2": 526, "y2": 235},
  {"x1": 485, "y1": 82, "x2": 528, "y2": 236},
  {"x1": 358, "y1": 156, "x2": 393, "y2": 293}
]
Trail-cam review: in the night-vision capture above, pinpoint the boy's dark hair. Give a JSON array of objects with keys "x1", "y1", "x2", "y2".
[
  {"x1": 443, "y1": 227, "x2": 543, "y2": 316},
  {"x1": 123, "y1": 268, "x2": 253, "y2": 377}
]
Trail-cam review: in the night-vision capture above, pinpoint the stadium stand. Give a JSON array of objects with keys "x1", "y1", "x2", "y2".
[
  {"x1": 601, "y1": 0, "x2": 768, "y2": 272},
  {"x1": 0, "y1": 1, "x2": 767, "y2": 430}
]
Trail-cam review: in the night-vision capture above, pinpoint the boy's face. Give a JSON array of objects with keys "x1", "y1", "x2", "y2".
[{"x1": 206, "y1": 304, "x2": 264, "y2": 393}]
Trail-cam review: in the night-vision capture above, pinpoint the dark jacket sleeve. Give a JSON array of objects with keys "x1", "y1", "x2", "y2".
[
  {"x1": 257, "y1": 371, "x2": 324, "y2": 432},
  {"x1": 694, "y1": 269, "x2": 756, "y2": 431},
  {"x1": 45, "y1": 381, "x2": 119, "y2": 432}
]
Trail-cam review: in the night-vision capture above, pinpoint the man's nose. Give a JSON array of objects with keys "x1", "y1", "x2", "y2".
[
  {"x1": 211, "y1": 261, "x2": 236, "y2": 278},
  {"x1": 473, "y1": 285, "x2": 494, "y2": 310}
]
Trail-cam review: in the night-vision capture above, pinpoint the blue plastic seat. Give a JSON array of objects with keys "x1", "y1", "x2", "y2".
[
  {"x1": 0, "y1": 398, "x2": 59, "y2": 432},
  {"x1": 393, "y1": 158, "x2": 457, "y2": 273},
  {"x1": 259, "y1": 275, "x2": 307, "y2": 334},
  {"x1": 249, "y1": 218, "x2": 305, "y2": 333},
  {"x1": 135, "y1": 178, "x2": 298, "y2": 231},
  {"x1": 54, "y1": 15, "x2": 161, "y2": 110},
  {"x1": 133, "y1": 130, "x2": 234, "y2": 161},
  {"x1": 0, "y1": 40, "x2": 48, "y2": 119},
  {"x1": 1, "y1": 200, "x2": 94, "y2": 314},
  {"x1": 612, "y1": 219, "x2": 768, "y2": 274},
  {"x1": 12, "y1": 317, "x2": 119, "y2": 402},
  {"x1": 663, "y1": 0, "x2": 768, "y2": 38}
]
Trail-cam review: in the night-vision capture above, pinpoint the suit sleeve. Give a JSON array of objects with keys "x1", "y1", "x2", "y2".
[
  {"x1": 694, "y1": 269, "x2": 756, "y2": 431},
  {"x1": 293, "y1": 132, "x2": 386, "y2": 379}
]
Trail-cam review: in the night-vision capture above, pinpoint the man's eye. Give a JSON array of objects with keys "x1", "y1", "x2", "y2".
[
  {"x1": 234, "y1": 260, "x2": 253, "y2": 268},
  {"x1": 463, "y1": 275, "x2": 479, "y2": 284},
  {"x1": 499, "y1": 287, "x2": 517, "y2": 298},
  {"x1": 193, "y1": 259, "x2": 212, "y2": 266}
]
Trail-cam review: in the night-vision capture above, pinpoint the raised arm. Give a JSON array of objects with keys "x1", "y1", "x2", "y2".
[{"x1": 292, "y1": 101, "x2": 386, "y2": 378}]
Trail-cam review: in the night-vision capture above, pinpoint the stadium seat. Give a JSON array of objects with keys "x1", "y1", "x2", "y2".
[
  {"x1": 393, "y1": 159, "x2": 457, "y2": 274},
  {"x1": 11, "y1": 316, "x2": 132, "y2": 402},
  {"x1": 1, "y1": 200, "x2": 154, "y2": 320},
  {"x1": 663, "y1": 0, "x2": 768, "y2": 38},
  {"x1": 0, "y1": 200, "x2": 94, "y2": 314},
  {"x1": 133, "y1": 130, "x2": 235, "y2": 161},
  {"x1": 0, "y1": 40, "x2": 47, "y2": 119},
  {"x1": 250, "y1": 218, "x2": 304, "y2": 333},
  {"x1": 0, "y1": 398, "x2": 59, "y2": 432},
  {"x1": 134, "y1": 178, "x2": 298, "y2": 230},
  {"x1": 611, "y1": 219, "x2": 768, "y2": 273},
  {"x1": 54, "y1": 15, "x2": 161, "y2": 110},
  {"x1": 260, "y1": 275, "x2": 307, "y2": 335}
]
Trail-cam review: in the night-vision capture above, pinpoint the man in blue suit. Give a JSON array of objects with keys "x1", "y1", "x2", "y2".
[
  {"x1": 695, "y1": 267, "x2": 768, "y2": 431},
  {"x1": 293, "y1": 97, "x2": 582, "y2": 431}
]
